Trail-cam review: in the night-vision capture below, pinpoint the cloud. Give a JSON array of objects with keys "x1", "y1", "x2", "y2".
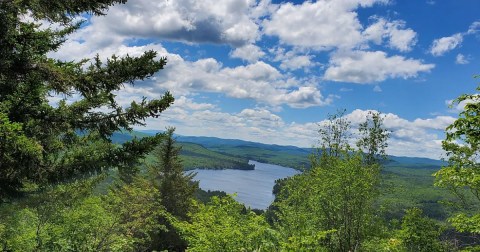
[
  {"x1": 173, "y1": 96, "x2": 217, "y2": 110},
  {"x1": 49, "y1": 0, "x2": 427, "y2": 92},
  {"x1": 151, "y1": 47, "x2": 331, "y2": 108},
  {"x1": 412, "y1": 116, "x2": 456, "y2": 130},
  {"x1": 429, "y1": 33, "x2": 463, "y2": 56},
  {"x1": 363, "y1": 17, "x2": 417, "y2": 52},
  {"x1": 269, "y1": 47, "x2": 317, "y2": 71},
  {"x1": 345, "y1": 109, "x2": 454, "y2": 158},
  {"x1": 40, "y1": 0, "x2": 464, "y2": 160},
  {"x1": 76, "y1": 0, "x2": 265, "y2": 47},
  {"x1": 429, "y1": 21, "x2": 480, "y2": 57},
  {"x1": 230, "y1": 44, "x2": 266, "y2": 62},
  {"x1": 238, "y1": 108, "x2": 285, "y2": 128},
  {"x1": 455, "y1": 53, "x2": 470, "y2": 64},
  {"x1": 373, "y1": 85, "x2": 382, "y2": 92},
  {"x1": 263, "y1": 0, "x2": 388, "y2": 50},
  {"x1": 51, "y1": 36, "x2": 332, "y2": 109},
  {"x1": 446, "y1": 95, "x2": 480, "y2": 113},
  {"x1": 143, "y1": 107, "x2": 291, "y2": 144},
  {"x1": 279, "y1": 55, "x2": 315, "y2": 71},
  {"x1": 324, "y1": 50, "x2": 434, "y2": 84},
  {"x1": 143, "y1": 107, "x2": 454, "y2": 159},
  {"x1": 467, "y1": 21, "x2": 480, "y2": 34}
]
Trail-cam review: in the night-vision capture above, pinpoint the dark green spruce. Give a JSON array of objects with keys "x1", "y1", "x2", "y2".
[{"x1": 0, "y1": 0, "x2": 173, "y2": 199}]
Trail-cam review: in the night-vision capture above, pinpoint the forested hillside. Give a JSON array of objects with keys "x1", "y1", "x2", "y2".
[
  {"x1": 112, "y1": 131, "x2": 254, "y2": 170},
  {"x1": 1, "y1": 0, "x2": 479, "y2": 251},
  {"x1": 138, "y1": 130, "x2": 446, "y2": 171}
]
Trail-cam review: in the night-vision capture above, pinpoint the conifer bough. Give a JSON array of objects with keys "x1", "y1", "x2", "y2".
[{"x1": 0, "y1": 0, "x2": 174, "y2": 198}]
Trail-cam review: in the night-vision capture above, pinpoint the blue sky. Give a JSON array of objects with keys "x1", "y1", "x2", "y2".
[{"x1": 48, "y1": 0, "x2": 480, "y2": 159}]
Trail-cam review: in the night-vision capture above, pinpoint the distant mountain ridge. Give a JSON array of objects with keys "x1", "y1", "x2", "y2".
[{"x1": 121, "y1": 130, "x2": 446, "y2": 169}]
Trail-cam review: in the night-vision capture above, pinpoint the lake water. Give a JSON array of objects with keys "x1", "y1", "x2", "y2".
[{"x1": 191, "y1": 160, "x2": 300, "y2": 209}]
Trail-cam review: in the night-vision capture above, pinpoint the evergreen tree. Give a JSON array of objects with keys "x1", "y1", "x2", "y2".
[
  {"x1": 0, "y1": 0, "x2": 174, "y2": 199},
  {"x1": 151, "y1": 128, "x2": 198, "y2": 219},
  {"x1": 148, "y1": 127, "x2": 198, "y2": 250}
]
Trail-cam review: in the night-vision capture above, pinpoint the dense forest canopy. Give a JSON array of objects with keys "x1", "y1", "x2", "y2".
[{"x1": 1, "y1": 0, "x2": 480, "y2": 251}]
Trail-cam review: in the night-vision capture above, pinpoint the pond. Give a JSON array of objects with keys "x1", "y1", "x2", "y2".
[{"x1": 191, "y1": 160, "x2": 300, "y2": 209}]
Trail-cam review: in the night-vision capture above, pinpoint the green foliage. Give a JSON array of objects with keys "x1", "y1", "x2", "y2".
[
  {"x1": 207, "y1": 145, "x2": 310, "y2": 170},
  {"x1": 0, "y1": 0, "x2": 173, "y2": 198},
  {"x1": 315, "y1": 109, "x2": 351, "y2": 158},
  {"x1": 357, "y1": 111, "x2": 390, "y2": 165},
  {"x1": 194, "y1": 188, "x2": 228, "y2": 204},
  {"x1": 378, "y1": 165, "x2": 453, "y2": 221},
  {"x1": 180, "y1": 142, "x2": 254, "y2": 170},
  {"x1": 435, "y1": 75, "x2": 480, "y2": 248},
  {"x1": 398, "y1": 208, "x2": 445, "y2": 252},
  {"x1": 449, "y1": 213, "x2": 480, "y2": 234},
  {"x1": 147, "y1": 128, "x2": 198, "y2": 250},
  {"x1": 274, "y1": 110, "x2": 390, "y2": 251},
  {"x1": 0, "y1": 176, "x2": 169, "y2": 251},
  {"x1": 105, "y1": 177, "x2": 170, "y2": 250},
  {"x1": 149, "y1": 128, "x2": 198, "y2": 220},
  {"x1": 361, "y1": 237, "x2": 406, "y2": 252},
  {"x1": 360, "y1": 208, "x2": 448, "y2": 252},
  {"x1": 275, "y1": 152, "x2": 381, "y2": 251},
  {"x1": 0, "y1": 112, "x2": 43, "y2": 197},
  {"x1": 177, "y1": 196, "x2": 279, "y2": 252}
]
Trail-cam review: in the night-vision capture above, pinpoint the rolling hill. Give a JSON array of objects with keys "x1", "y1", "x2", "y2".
[
  {"x1": 136, "y1": 130, "x2": 446, "y2": 170},
  {"x1": 109, "y1": 130, "x2": 454, "y2": 220}
]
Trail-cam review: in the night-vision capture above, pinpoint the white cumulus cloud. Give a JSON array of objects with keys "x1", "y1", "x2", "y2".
[
  {"x1": 269, "y1": 47, "x2": 317, "y2": 71},
  {"x1": 230, "y1": 44, "x2": 266, "y2": 62},
  {"x1": 77, "y1": 0, "x2": 264, "y2": 47},
  {"x1": 430, "y1": 33, "x2": 463, "y2": 56},
  {"x1": 324, "y1": 50, "x2": 434, "y2": 84},
  {"x1": 363, "y1": 17, "x2": 417, "y2": 52},
  {"x1": 263, "y1": 0, "x2": 388, "y2": 50}
]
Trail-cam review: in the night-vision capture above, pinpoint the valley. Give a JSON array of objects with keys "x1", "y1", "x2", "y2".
[{"x1": 113, "y1": 130, "x2": 452, "y2": 221}]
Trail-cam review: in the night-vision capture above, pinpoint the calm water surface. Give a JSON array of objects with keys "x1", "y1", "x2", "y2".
[{"x1": 192, "y1": 160, "x2": 300, "y2": 209}]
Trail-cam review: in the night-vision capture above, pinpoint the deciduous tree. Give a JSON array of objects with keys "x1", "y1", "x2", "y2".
[
  {"x1": 275, "y1": 110, "x2": 389, "y2": 251},
  {"x1": 435, "y1": 75, "x2": 480, "y2": 248}
]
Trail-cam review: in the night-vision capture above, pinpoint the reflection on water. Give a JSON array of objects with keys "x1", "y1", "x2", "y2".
[{"x1": 191, "y1": 160, "x2": 300, "y2": 209}]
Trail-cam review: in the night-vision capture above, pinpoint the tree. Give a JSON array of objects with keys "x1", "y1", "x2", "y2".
[
  {"x1": 0, "y1": 0, "x2": 174, "y2": 199},
  {"x1": 398, "y1": 208, "x2": 445, "y2": 252},
  {"x1": 434, "y1": 75, "x2": 480, "y2": 247},
  {"x1": 314, "y1": 109, "x2": 352, "y2": 162},
  {"x1": 361, "y1": 208, "x2": 446, "y2": 252},
  {"x1": 275, "y1": 110, "x2": 389, "y2": 251},
  {"x1": 148, "y1": 127, "x2": 198, "y2": 250},
  {"x1": 176, "y1": 196, "x2": 279, "y2": 252},
  {"x1": 275, "y1": 152, "x2": 381, "y2": 251},
  {"x1": 357, "y1": 111, "x2": 390, "y2": 165},
  {"x1": 150, "y1": 128, "x2": 198, "y2": 219},
  {"x1": 0, "y1": 176, "x2": 169, "y2": 251}
]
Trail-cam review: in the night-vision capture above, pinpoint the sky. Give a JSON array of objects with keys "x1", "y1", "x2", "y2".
[{"x1": 47, "y1": 0, "x2": 480, "y2": 159}]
